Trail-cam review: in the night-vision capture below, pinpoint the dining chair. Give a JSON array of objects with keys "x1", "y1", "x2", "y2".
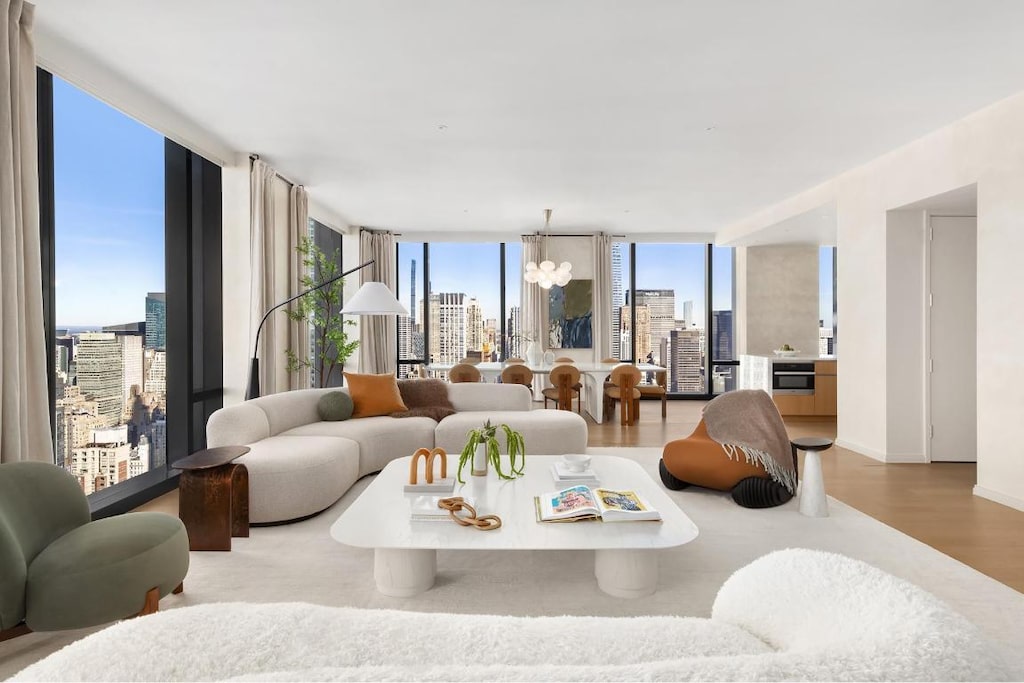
[
  {"x1": 604, "y1": 364, "x2": 641, "y2": 425},
  {"x1": 500, "y1": 364, "x2": 534, "y2": 387},
  {"x1": 448, "y1": 363, "x2": 482, "y2": 383},
  {"x1": 637, "y1": 368, "x2": 668, "y2": 419},
  {"x1": 541, "y1": 364, "x2": 582, "y2": 413}
]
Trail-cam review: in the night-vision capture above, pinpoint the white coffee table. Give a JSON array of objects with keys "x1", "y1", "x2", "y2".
[{"x1": 330, "y1": 454, "x2": 699, "y2": 599}]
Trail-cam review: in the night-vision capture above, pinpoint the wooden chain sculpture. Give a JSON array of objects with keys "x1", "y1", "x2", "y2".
[{"x1": 437, "y1": 497, "x2": 502, "y2": 531}]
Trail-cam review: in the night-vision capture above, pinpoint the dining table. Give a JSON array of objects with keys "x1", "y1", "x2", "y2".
[{"x1": 423, "y1": 360, "x2": 665, "y2": 424}]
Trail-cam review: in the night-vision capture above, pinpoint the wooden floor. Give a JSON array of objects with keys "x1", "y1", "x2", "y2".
[{"x1": 592, "y1": 398, "x2": 1024, "y2": 593}]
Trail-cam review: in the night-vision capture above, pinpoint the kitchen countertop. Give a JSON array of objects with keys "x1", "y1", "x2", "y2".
[{"x1": 742, "y1": 354, "x2": 836, "y2": 363}]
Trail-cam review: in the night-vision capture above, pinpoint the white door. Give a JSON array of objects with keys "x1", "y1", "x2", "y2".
[{"x1": 928, "y1": 216, "x2": 977, "y2": 462}]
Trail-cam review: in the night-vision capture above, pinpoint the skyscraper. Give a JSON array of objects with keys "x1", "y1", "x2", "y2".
[
  {"x1": 611, "y1": 243, "x2": 625, "y2": 359},
  {"x1": 145, "y1": 348, "x2": 167, "y2": 397},
  {"x1": 682, "y1": 300, "x2": 694, "y2": 328},
  {"x1": 633, "y1": 290, "x2": 675, "y2": 364},
  {"x1": 429, "y1": 293, "x2": 470, "y2": 364},
  {"x1": 117, "y1": 334, "x2": 144, "y2": 418},
  {"x1": 620, "y1": 304, "x2": 651, "y2": 362},
  {"x1": 507, "y1": 306, "x2": 522, "y2": 358},
  {"x1": 668, "y1": 328, "x2": 704, "y2": 393},
  {"x1": 711, "y1": 310, "x2": 734, "y2": 361},
  {"x1": 76, "y1": 332, "x2": 124, "y2": 427},
  {"x1": 145, "y1": 292, "x2": 166, "y2": 350}
]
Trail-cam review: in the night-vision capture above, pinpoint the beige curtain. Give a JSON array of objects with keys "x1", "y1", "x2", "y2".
[
  {"x1": 0, "y1": 0, "x2": 51, "y2": 463},
  {"x1": 591, "y1": 233, "x2": 613, "y2": 360},
  {"x1": 521, "y1": 234, "x2": 544, "y2": 347},
  {"x1": 249, "y1": 160, "x2": 278, "y2": 394},
  {"x1": 286, "y1": 184, "x2": 309, "y2": 390},
  {"x1": 358, "y1": 229, "x2": 397, "y2": 374}
]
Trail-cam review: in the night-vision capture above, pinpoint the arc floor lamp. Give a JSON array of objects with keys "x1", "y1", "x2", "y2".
[{"x1": 246, "y1": 259, "x2": 408, "y2": 400}]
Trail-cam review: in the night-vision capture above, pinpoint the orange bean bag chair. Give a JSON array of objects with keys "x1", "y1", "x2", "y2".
[{"x1": 660, "y1": 391, "x2": 797, "y2": 508}]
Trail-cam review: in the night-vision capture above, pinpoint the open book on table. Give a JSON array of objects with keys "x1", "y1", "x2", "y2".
[{"x1": 534, "y1": 485, "x2": 661, "y2": 523}]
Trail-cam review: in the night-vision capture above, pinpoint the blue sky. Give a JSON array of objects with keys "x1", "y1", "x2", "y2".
[
  {"x1": 53, "y1": 76, "x2": 164, "y2": 328},
  {"x1": 54, "y1": 75, "x2": 834, "y2": 330}
]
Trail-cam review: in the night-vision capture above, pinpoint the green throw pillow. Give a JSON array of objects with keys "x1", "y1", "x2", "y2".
[{"x1": 317, "y1": 391, "x2": 354, "y2": 422}]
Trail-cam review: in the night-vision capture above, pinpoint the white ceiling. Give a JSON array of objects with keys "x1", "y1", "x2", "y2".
[{"x1": 31, "y1": 1, "x2": 1024, "y2": 238}]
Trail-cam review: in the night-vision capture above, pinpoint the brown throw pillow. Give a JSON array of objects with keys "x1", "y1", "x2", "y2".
[
  {"x1": 343, "y1": 372, "x2": 408, "y2": 418},
  {"x1": 393, "y1": 378, "x2": 456, "y2": 421}
]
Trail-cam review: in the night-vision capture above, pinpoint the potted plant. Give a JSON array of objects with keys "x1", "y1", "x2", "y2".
[
  {"x1": 284, "y1": 237, "x2": 359, "y2": 386},
  {"x1": 458, "y1": 419, "x2": 526, "y2": 483}
]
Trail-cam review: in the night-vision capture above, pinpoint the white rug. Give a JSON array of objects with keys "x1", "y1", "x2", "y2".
[{"x1": 3, "y1": 447, "x2": 1024, "y2": 678}]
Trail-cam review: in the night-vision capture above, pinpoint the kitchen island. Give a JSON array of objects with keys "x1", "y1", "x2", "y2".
[{"x1": 739, "y1": 354, "x2": 837, "y2": 417}]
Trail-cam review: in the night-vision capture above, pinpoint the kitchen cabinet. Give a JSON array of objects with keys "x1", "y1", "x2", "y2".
[
  {"x1": 813, "y1": 361, "x2": 837, "y2": 416},
  {"x1": 772, "y1": 393, "x2": 815, "y2": 416}
]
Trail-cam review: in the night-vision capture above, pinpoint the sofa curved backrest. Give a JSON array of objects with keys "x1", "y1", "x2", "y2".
[
  {"x1": 711, "y1": 547, "x2": 1001, "y2": 677},
  {"x1": 208, "y1": 388, "x2": 347, "y2": 445},
  {"x1": 0, "y1": 462, "x2": 91, "y2": 629},
  {"x1": 446, "y1": 383, "x2": 531, "y2": 412}
]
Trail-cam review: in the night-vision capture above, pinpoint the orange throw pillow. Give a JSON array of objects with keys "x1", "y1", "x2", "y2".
[{"x1": 343, "y1": 372, "x2": 408, "y2": 418}]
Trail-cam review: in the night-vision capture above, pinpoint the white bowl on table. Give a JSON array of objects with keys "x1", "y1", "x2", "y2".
[{"x1": 561, "y1": 454, "x2": 592, "y2": 473}]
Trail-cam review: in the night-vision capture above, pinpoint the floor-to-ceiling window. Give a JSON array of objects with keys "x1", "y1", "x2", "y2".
[
  {"x1": 504, "y1": 242, "x2": 522, "y2": 360},
  {"x1": 632, "y1": 243, "x2": 708, "y2": 394},
  {"x1": 39, "y1": 71, "x2": 222, "y2": 515},
  {"x1": 50, "y1": 75, "x2": 166, "y2": 496},
  {"x1": 820, "y1": 246, "x2": 836, "y2": 356},
  {"x1": 426, "y1": 243, "x2": 502, "y2": 365},
  {"x1": 711, "y1": 245, "x2": 737, "y2": 393},
  {"x1": 396, "y1": 241, "x2": 426, "y2": 378}
]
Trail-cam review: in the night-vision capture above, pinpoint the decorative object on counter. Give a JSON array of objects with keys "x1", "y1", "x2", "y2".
[
  {"x1": 791, "y1": 437, "x2": 834, "y2": 517},
  {"x1": 660, "y1": 390, "x2": 797, "y2": 509},
  {"x1": 458, "y1": 419, "x2": 526, "y2": 483},
  {"x1": 437, "y1": 496, "x2": 502, "y2": 531},
  {"x1": 773, "y1": 344, "x2": 800, "y2": 357},
  {"x1": 404, "y1": 447, "x2": 454, "y2": 494}
]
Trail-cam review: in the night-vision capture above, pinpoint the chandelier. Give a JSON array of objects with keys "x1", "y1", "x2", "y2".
[{"x1": 524, "y1": 209, "x2": 572, "y2": 290}]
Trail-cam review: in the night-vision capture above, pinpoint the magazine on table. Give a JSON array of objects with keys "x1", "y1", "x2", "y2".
[{"x1": 533, "y1": 485, "x2": 660, "y2": 523}]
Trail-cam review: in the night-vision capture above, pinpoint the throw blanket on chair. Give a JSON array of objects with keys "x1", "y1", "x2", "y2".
[{"x1": 703, "y1": 390, "x2": 796, "y2": 494}]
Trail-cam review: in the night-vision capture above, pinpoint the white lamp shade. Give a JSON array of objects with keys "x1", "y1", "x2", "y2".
[
  {"x1": 559, "y1": 262, "x2": 572, "y2": 272},
  {"x1": 340, "y1": 282, "x2": 409, "y2": 315}
]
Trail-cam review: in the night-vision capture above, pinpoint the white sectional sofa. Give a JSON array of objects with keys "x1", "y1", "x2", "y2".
[
  {"x1": 206, "y1": 383, "x2": 588, "y2": 523},
  {"x1": 12, "y1": 549, "x2": 1012, "y2": 681}
]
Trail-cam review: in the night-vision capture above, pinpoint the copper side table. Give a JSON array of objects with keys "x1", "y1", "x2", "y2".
[{"x1": 173, "y1": 446, "x2": 250, "y2": 551}]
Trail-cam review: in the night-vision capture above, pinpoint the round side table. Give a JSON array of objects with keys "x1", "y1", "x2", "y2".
[{"x1": 791, "y1": 437, "x2": 833, "y2": 518}]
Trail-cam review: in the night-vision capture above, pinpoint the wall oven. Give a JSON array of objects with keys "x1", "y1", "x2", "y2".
[{"x1": 772, "y1": 362, "x2": 815, "y2": 395}]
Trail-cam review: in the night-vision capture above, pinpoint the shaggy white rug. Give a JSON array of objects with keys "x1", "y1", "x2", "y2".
[
  {"x1": 10, "y1": 549, "x2": 1012, "y2": 681},
  {"x1": 2, "y1": 447, "x2": 1024, "y2": 679}
]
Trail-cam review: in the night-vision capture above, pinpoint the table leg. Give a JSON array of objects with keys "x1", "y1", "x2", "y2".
[
  {"x1": 231, "y1": 464, "x2": 249, "y2": 538},
  {"x1": 374, "y1": 548, "x2": 437, "y2": 597},
  {"x1": 594, "y1": 549, "x2": 657, "y2": 598},
  {"x1": 799, "y1": 450, "x2": 829, "y2": 517}
]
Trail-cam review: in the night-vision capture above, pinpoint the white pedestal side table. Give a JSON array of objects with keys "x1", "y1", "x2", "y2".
[{"x1": 791, "y1": 437, "x2": 834, "y2": 517}]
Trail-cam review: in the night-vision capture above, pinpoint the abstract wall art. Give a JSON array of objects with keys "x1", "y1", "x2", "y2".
[{"x1": 548, "y1": 279, "x2": 593, "y2": 348}]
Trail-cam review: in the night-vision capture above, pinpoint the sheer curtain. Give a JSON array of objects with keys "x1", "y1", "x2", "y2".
[
  {"x1": 521, "y1": 235, "x2": 544, "y2": 347},
  {"x1": 591, "y1": 233, "x2": 613, "y2": 361},
  {"x1": 0, "y1": 0, "x2": 51, "y2": 463},
  {"x1": 358, "y1": 229, "x2": 397, "y2": 374}
]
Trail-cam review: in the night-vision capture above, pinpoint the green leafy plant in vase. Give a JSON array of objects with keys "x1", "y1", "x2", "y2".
[{"x1": 458, "y1": 419, "x2": 526, "y2": 483}]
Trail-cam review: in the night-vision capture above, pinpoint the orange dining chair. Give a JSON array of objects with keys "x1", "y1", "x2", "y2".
[
  {"x1": 500, "y1": 364, "x2": 534, "y2": 387},
  {"x1": 604, "y1": 364, "x2": 641, "y2": 425},
  {"x1": 637, "y1": 368, "x2": 668, "y2": 419},
  {"x1": 448, "y1": 363, "x2": 482, "y2": 383},
  {"x1": 541, "y1": 364, "x2": 582, "y2": 413}
]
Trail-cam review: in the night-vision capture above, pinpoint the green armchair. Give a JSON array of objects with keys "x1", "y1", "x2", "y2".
[{"x1": 0, "y1": 462, "x2": 189, "y2": 640}]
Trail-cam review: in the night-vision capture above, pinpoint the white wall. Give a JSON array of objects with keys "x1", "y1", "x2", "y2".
[
  {"x1": 885, "y1": 210, "x2": 927, "y2": 461},
  {"x1": 717, "y1": 90, "x2": 1024, "y2": 509},
  {"x1": 737, "y1": 244, "x2": 819, "y2": 356}
]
